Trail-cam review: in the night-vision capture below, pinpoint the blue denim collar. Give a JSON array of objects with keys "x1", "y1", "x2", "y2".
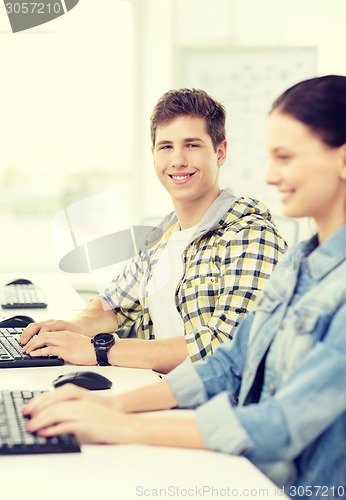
[{"x1": 301, "y1": 224, "x2": 346, "y2": 280}]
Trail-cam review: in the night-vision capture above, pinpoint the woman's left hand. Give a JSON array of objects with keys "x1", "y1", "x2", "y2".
[{"x1": 23, "y1": 384, "x2": 135, "y2": 445}]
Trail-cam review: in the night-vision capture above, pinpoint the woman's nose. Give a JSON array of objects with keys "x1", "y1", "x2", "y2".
[{"x1": 265, "y1": 162, "x2": 281, "y2": 186}]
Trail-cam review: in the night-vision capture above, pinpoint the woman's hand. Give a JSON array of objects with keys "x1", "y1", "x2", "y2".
[
  {"x1": 23, "y1": 385, "x2": 135, "y2": 445},
  {"x1": 23, "y1": 384, "x2": 207, "y2": 450}
]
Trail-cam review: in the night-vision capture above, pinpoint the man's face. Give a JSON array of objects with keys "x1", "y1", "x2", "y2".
[{"x1": 152, "y1": 116, "x2": 227, "y2": 207}]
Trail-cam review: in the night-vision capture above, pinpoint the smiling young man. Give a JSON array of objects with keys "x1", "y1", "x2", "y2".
[
  {"x1": 21, "y1": 88, "x2": 286, "y2": 373},
  {"x1": 153, "y1": 114, "x2": 225, "y2": 228}
]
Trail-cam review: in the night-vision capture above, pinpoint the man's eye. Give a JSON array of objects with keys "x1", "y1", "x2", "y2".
[
  {"x1": 159, "y1": 145, "x2": 172, "y2": 150},
  {"x1": 186, "y1": 143, "x2": 199, "y2": 148}
]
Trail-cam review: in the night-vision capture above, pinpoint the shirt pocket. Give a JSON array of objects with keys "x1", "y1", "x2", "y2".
[
  {"x1": 183, "y1": 274, "x2": 220, "y2": 295},
  {"x1": 292, "y1": 306, "x2": 327, "y2": 338},
  {"x1": 247, "y1": 287, "x2": 285, "y2": 345},
  {"x1": 255, "y1": 286, "x2": 283, "y2": 314},
  {"x1": 180, "y1": 274, "x2": 220, "y2": 318}
]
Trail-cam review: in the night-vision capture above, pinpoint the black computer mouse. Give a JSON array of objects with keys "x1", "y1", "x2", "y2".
[
  {"x1": 53, "y1": 371, "x2": 113, "y2": 391},
  {"x1": 5, "y1": 278, "x2": 33, "y2": 286},
  {"x1": 0, "y1": 315, "x2": 35, "y2": 328}
]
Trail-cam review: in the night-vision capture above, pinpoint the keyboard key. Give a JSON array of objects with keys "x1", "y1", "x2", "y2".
[
  {"x1": 0, "y1": 390, "x2": 81, "y2": 454},
  {"x1": 1, "y1": 284, "x2": 48, "y2": 309},
  {"x1": 0, "y1": 328, "x2": 64, "y2": 368}
]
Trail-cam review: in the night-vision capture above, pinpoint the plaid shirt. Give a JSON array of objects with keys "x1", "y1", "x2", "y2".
[{"x1": 102, "y1": 189, "x2": 287, "y2": 363}]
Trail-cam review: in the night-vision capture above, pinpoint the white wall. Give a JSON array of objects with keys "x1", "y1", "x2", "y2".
[
  {"x1": 1, "y1": 0, "x2": 346, "y2": 276},
  {"x1": 136, "y1": 0, "x2": 346, "y2": 242}
]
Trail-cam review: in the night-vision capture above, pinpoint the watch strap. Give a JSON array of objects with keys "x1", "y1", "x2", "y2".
[
  {"x1": 91, "y1": 333, "x2": 115, "y2": 366},
  {"x1": 95, "y1": 346, "x2": 110, "y2": 366}
]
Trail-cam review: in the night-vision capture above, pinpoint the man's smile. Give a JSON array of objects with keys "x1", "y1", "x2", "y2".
[{"x1": 168, "y1": 173, "x2": 195, "y2": 183}]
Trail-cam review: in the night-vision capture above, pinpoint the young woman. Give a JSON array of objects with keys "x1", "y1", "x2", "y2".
[{"x1": 24, "y1": 75, "x2": 346, "y2": 498}]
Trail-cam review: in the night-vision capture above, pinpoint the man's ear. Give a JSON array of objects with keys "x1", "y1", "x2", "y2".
[{"x1": 217, "y1": 140, "x2": 227, "y2": 166}]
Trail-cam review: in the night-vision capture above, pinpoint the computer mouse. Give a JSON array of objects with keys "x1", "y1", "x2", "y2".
[
  {"x1": 5, "y1": 278, "x2": 33, "y2": 286},
  {"x1": 53, "y1": 371, "x2": 113, "y2": 391},
  {"x1": 0, "y1": 315, "x2": 35, "y2": 328}
]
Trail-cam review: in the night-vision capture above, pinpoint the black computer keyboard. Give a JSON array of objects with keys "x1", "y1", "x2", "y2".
[
  {"x1": 1, "y1": 284, "x2": 48, "y2": 309},
  {"x1": 0, "y1": 390, "x2": 81, "y2": 454},
  {"x1": 0, "y1": 328, "x2": 64, "y2": 368}
]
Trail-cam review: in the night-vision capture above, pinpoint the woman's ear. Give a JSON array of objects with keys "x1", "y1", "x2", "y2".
[{"x1": 340, "y1": 144, "x2": 346, "y2": 180}]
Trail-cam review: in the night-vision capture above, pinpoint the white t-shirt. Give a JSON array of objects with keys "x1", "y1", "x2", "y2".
[{"x1": 147, "y1": 223, "x2": 197, "y2": 339}]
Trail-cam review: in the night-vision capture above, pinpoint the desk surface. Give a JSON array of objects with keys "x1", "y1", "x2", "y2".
[
  {"x1": 1, "y1": 272, "x2": 87, "y2": 321},
  {"x1": 0, "y1": 273, "x2": 284, "y2": 500}
]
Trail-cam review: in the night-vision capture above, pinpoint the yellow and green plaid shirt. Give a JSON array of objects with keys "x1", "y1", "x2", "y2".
[{"x1": 102, "y1": 189, "x2": 287, "y2": 363}]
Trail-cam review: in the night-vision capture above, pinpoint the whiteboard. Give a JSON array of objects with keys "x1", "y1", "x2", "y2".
[{"x1": 176, "y1": 46, "x2": 317, "y2": 217}]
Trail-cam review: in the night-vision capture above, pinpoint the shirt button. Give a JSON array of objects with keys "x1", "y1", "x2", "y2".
[{"x1": 268, "y1": 384, "x2": 276, "y2": 395}]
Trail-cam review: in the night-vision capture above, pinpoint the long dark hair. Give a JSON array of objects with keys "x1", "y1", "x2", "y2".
[{"x1": 271, "y1": 75, "x2": 346, "y2": 147}]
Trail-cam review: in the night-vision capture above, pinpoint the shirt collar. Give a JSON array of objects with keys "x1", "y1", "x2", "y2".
[{"x1": 302, "y1": 224, "x2": 346, "y2": 280}]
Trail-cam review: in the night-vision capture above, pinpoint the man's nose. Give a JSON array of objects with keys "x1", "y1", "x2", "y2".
[{"x1": 171, "y1": 148, "x2": 188, "y2": 168}]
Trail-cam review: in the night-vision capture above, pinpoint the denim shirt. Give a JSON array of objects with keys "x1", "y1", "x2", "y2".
[{"x1": 165, "y1": 224, "x2": 346, "y2": 499}]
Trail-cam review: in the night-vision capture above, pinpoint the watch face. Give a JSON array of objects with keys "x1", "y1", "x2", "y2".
[
  {"x1": 93, "y1": 333, "x2": 114, "y2": 345},
  {"x1": 92, "y1": 333, "x2": 115, "y2": 366},
  {"x1": 97, "y1": 337, "x2": 108, "y2": 344}
]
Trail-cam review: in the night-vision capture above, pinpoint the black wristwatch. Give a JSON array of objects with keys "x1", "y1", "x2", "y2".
[{"x1": 91, "y1": 333, "x2": 115, "y2": 366}]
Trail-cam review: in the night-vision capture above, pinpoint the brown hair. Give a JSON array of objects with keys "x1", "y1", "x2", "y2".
[{"x1": 150, "y1": 88, "x2": 226, "y2": 151}]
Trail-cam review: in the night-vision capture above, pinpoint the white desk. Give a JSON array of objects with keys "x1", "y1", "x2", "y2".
[
  {"x1": 0, "y1": 273, "x2": 285, "y2": 500},
  {"x1": 1, "y1": 272, "x2": 87, "y2": 321}
]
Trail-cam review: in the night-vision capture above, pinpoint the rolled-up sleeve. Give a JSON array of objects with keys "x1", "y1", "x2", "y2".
[
  {"x1": 196, "y1": 392, "x2": 252, "y2": 455},
  {"x1": 163, "y1": 359, "x2": 207, "y2": 408},
  {"x1": 101, "y1": 253, "x2": 145, "y2": 328},
  {"x1": 196, "y1": 304, "x2": 346, "y2": 463},
  {"x1": 165, "y1": 313, "x2": 253, "y2": 410}
]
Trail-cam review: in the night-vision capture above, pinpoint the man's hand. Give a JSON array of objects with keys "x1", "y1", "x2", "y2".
[
  {"x1": 22, "y1": 330, "x2": 97, "y2": 365},
  {"x1": 20, "y1": 298, "x2": 119, "y2": 346},
  {"x1": 20, "y1": 319, "x2": 82, "y2": 345}
]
